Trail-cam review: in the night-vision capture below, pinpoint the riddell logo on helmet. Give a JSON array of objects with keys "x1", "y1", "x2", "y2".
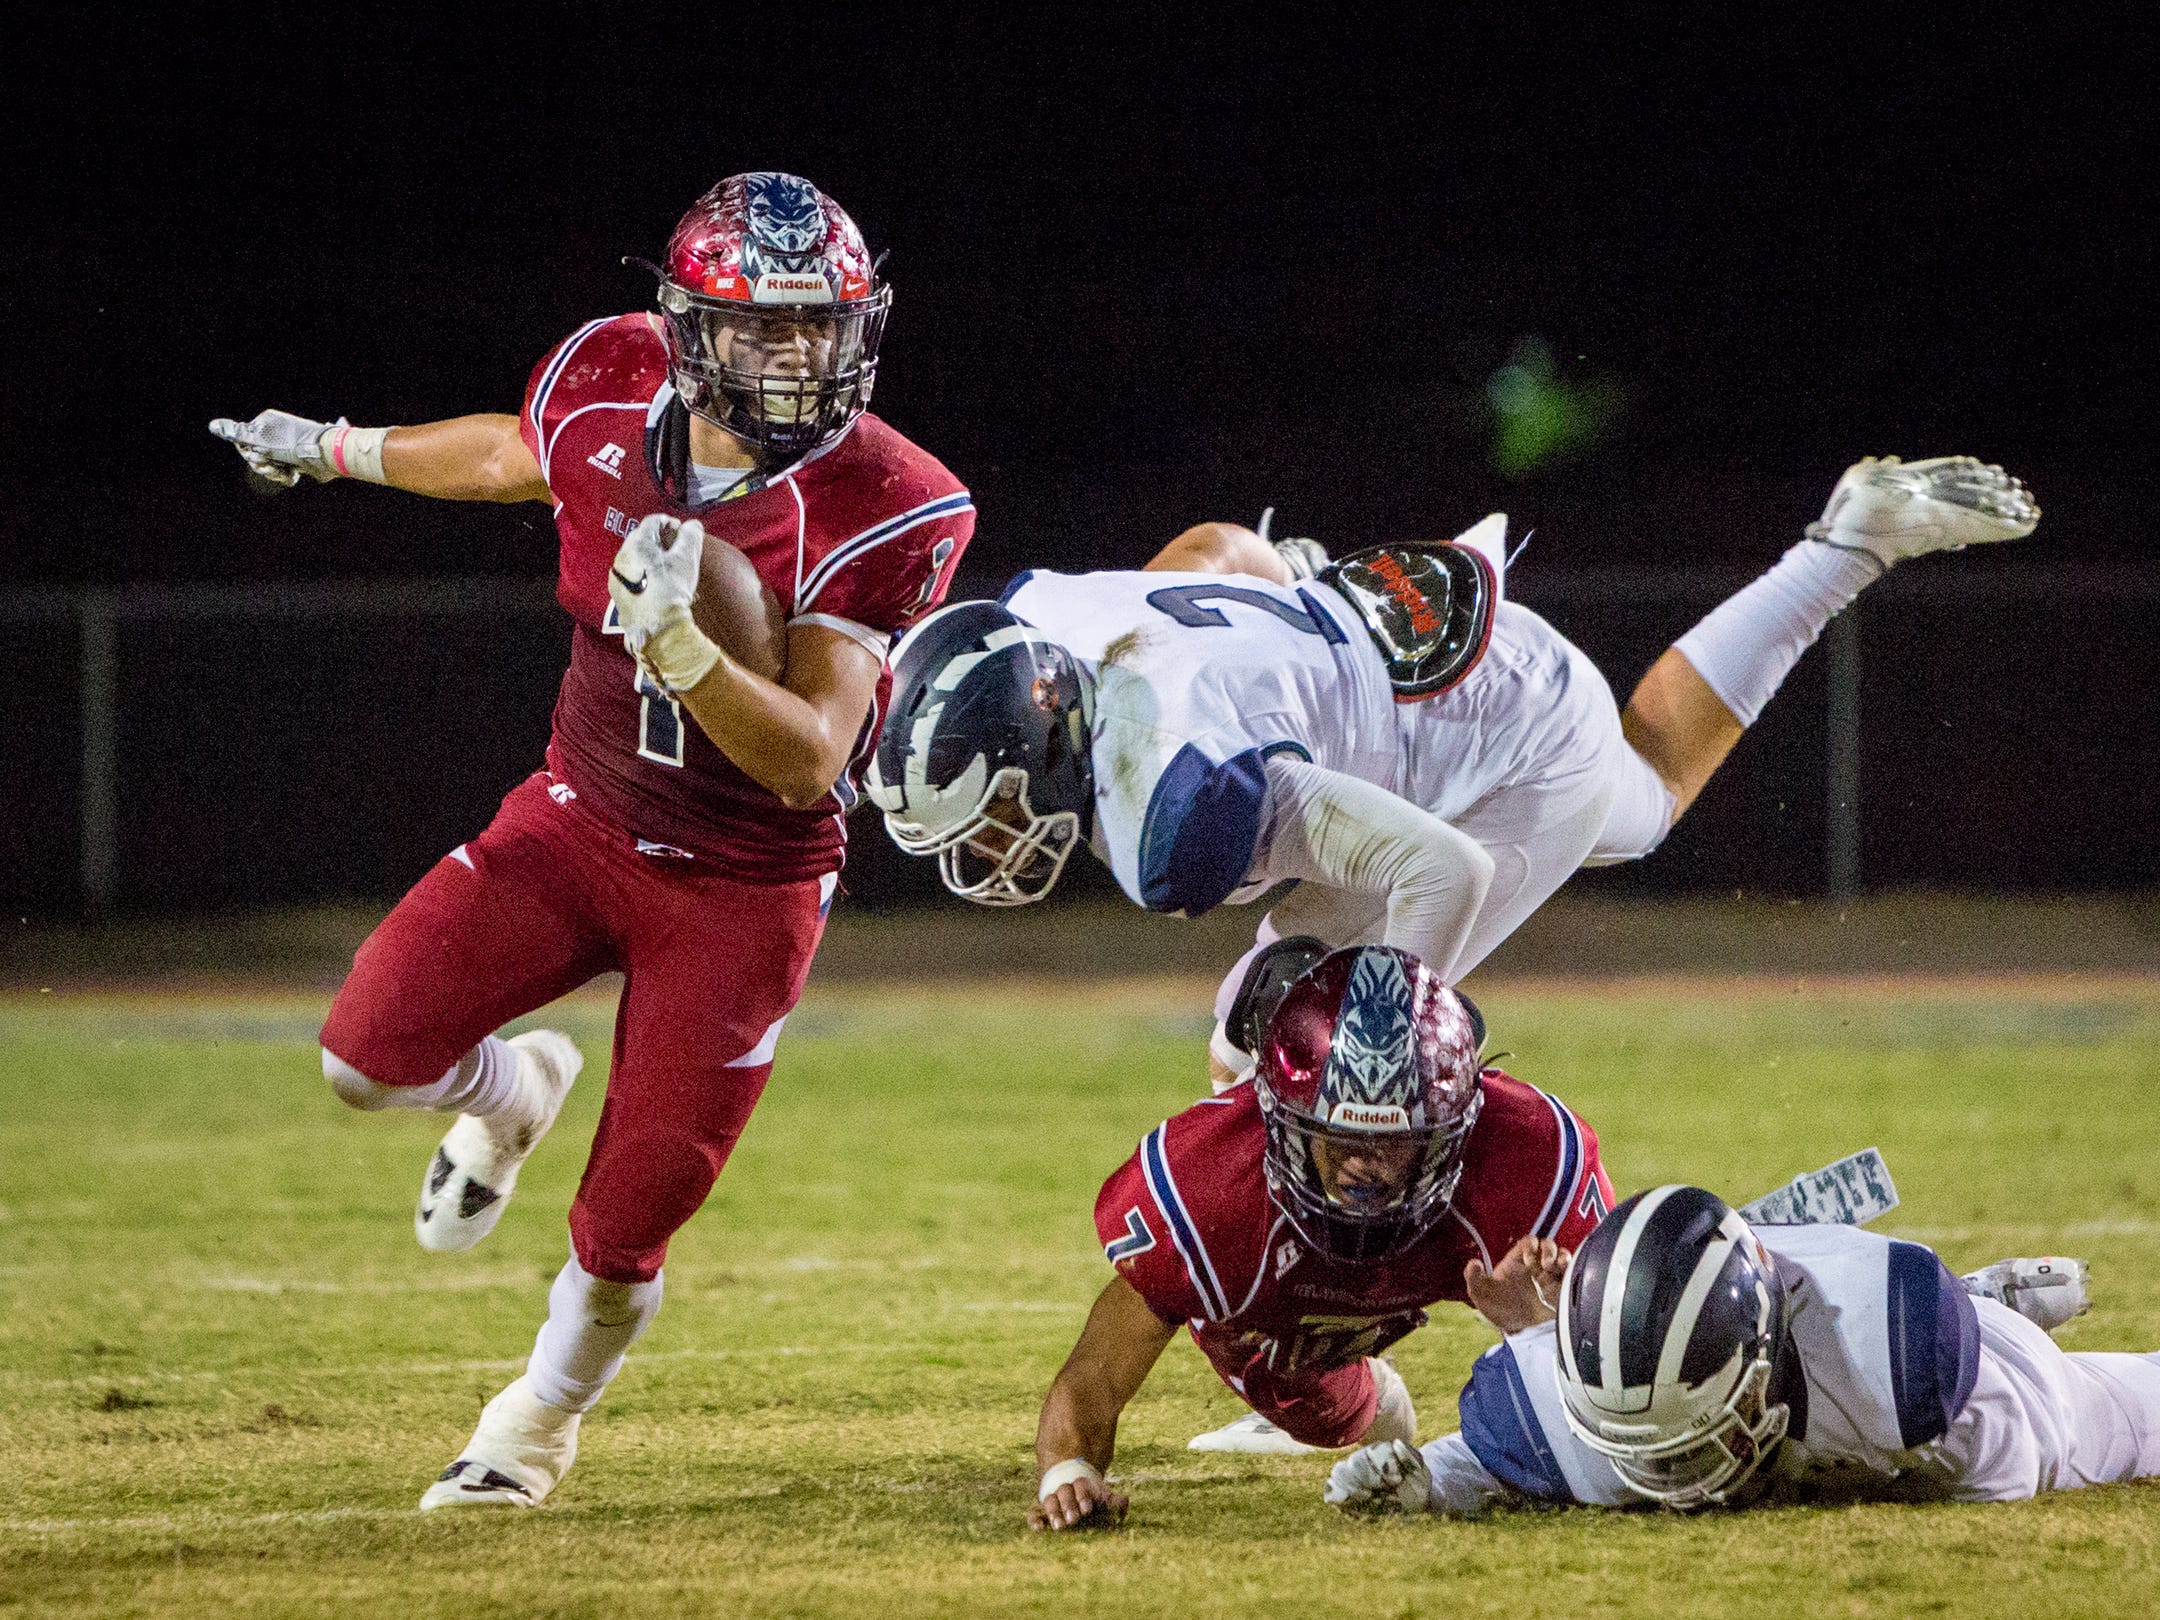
[
  {"x1": 752, "y1": 273, "x2": 835, "y2": 305},
  {"x1": 1328, "y1": 1102, "x2": 1411, "y2": 1130}
]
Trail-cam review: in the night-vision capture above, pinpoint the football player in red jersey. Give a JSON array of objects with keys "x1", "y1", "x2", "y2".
[
  {"x1": 211, "y1": 173, "x2": 973, "y2": 1511},
  {"x1": 1028, "y1": 942, "x2": 1611, "y2": 1531}
]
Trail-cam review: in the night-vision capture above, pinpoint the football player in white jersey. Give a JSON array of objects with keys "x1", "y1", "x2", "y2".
[
  {"x1": 1324, "y1": 1185, "x2": 2160, "y2": 1514},
  {"x1": 868, "y1": 458, "x2": 2041, "y2": 1094}
]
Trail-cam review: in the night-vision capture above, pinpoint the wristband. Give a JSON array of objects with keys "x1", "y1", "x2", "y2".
[
  {"x1": 322, "y1": 422, "x2": 392, "y2": 483},
  {"x1": 1038, "y1": 1459, "x2": 1106, "y2": 1501},
  {"x1": 639, "y1": 609, "x2": 724, "y2": 694}
]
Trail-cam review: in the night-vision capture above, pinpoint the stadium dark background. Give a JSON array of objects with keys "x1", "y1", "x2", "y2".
[{"x1": 4, "y1": 7, "x2": 2155, "y2": 914}]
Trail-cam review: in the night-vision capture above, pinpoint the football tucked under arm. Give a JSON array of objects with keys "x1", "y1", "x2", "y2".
[
  {"x1": 1257, "y1": 756, "x2": 1495, "y2": 982},
  {"x1": 608, "y1": 515, "x2": 787, "y2": 689},
  {"x1": 692, "y1": 529, "x2": 788, "y2": 683}
]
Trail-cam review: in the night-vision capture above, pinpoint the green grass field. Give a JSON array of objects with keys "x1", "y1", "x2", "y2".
[{"x1": 4, "y1": 975, "x2": 2159, "y2": 1619}]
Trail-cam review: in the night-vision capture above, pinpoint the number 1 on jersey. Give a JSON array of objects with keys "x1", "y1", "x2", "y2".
[{"x1": 603, "y1": 603, "x2": 686, "y2": 768}]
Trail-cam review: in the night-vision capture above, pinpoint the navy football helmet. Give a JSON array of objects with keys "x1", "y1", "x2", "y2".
[
  {"x1": 866, "y1": 601, "x2": 1094, "y2": 906},
  {"x1": 1556, "y1": 1186, "x2": 1794, "y2": 1509},
  {"x1": 1255, "y1": 946, "x2": 1484, "y2": 1265}
]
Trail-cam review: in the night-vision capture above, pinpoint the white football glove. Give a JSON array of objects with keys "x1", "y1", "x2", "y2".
[
  {"x1": 1256, "y1": 505, "x2": 1329, "y2": 581},
  {"x1": 209, "y1": 409, "x2": 341, "y2": 486},
  {"x1": 1962, "y1": 1256, "x2": 2091, "y2": 1334},
  {"x1": 1807, "y1": 455, "x2": 2039, "y2": 569},
  {"x1": 609, "y1": 515, "x2": 721, "y2": 693},
  {"x1": 1323, "y1": 1438, "x2": 1432, "y2": 1515}
]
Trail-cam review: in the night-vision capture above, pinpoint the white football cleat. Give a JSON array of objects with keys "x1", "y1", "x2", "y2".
[
  {"x1": 1807, "y1": 455, "x2": 2039, "y2": 569},
  {"x1": 417, "y1": 1375, "x2": 579, "y2": 1511},
  {"x1": 1188, "y1": 1411, "x2": 1322, "y2": 1454},
  {"x1": 415, "y1": 1030, "x2": 582, "y2": 1253},
  {"x1": 1962, "y1": 1256, "x2": 2091, "y2": 1333}
]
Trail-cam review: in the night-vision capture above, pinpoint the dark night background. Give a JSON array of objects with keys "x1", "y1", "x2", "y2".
[{"x1": 4, "y1": 5, "x2": 2155, "y2": 914}]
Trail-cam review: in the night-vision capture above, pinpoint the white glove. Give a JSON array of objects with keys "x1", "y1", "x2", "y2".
[
  {"x1": 1324, "y1": 1438, "x2": 1433, "y2": 1515},
  {"x1": 1255, "y1": 505, "x2": 1328, "y2": 580},
  {"x1": 209, "y1": 409, "x2": 340, "y2": 486},
  {"x1": 1806, "y1": 455, "x2": 2039, "y2": 568},
  {"x1": 609, "y1": 515, "x2": 721, "y2": 693}
]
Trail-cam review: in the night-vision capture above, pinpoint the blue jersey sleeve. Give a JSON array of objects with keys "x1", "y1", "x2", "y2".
[
  {"x1": 1885, "y1": 1240, "x2": 1982, "y2": 1447},
  {"x1": 1457, "y1": 1342, "x2": 1578, "y2": 1504},
  {"x1": 1135, "y1": 744, "x2": 1273, "y2": 916}
]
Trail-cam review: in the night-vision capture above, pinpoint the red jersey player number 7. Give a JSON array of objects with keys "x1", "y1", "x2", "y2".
[
  {"x1": 1030, "y1": 942, "x2": 1611, "y2": 1532},
  {"x1": 210, "y1": 173, "x2": 973, "y2": 1513}
]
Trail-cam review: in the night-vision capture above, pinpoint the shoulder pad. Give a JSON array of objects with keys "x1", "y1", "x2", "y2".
[
  {"x1": 1885, "y1": 1240, "x2": 1982, "y2": 1447},
  {"x1": 1321, "y1": 541, "x2": 1496, "y2": 699},
  {"x1": 1137, "y1": 744, "x2": 1272, "y2": 916}
]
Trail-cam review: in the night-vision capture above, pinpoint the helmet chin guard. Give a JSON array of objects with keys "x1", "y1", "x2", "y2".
[{"x1": 884, "y1": 764, "x2": 1084, "y2": 908}]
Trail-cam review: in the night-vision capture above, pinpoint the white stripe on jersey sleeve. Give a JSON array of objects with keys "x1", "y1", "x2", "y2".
[
  {"x1": 795, "y1": 491, "x2": 975, "y2": 610},
  {"x1": 789, "y1": 612, "x2": 891, "y2": 658},
  {"x1": 526, "y1": 319, "x2": 611, "y2": 479},
  {"x1": 1140, "y1": 1122, "x2": 1231, "y2": 1322}
]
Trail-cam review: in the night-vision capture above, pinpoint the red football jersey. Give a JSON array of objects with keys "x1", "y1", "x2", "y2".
[
  {"x1": 1093, "y1": 1074, "x2": 1611, "y2": 1412},
  {"x1": 518, "y1": 313, "x2": 974, "y2": 880}
]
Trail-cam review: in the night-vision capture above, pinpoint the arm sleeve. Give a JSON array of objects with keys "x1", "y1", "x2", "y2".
[
  {"x1": 1256, "y1": 756, "x2": 1496, "y2": 982},
  {"x1": 1419, "y1": 1432, "x2": 1512, "y2": 1516}
]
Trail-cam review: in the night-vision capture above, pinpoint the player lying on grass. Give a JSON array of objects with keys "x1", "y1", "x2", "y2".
[
  {"x1": 1028, "y1": 942, "x2": 1611, "y2": 1531},
  {"x1": 209, "y1": 174, "x2": 972, "y2": 1510},
  {"x1": 869, "y1": 457, "x2": 2041, "y2": 1106},
  {"x1": 1325, "y1": 1184, "x2": 2160, "y2": 1515}
]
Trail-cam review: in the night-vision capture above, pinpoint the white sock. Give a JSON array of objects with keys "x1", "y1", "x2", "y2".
[
  {"x1": 525, "y1": 1255, "x2": 664, "y2": 1414},
  {"x1": 1670, "y1": 539, "x2": 1881, "y2": 727},
  {"x1": 322, "y1": 1036, "x2": 524, "y2": 1117}
]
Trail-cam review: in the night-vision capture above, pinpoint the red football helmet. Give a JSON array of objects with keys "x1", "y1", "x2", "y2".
[
  {"x1": 649, "y1": 172, "x2": 890, "y2": 456},
  {"x1": 1255, "y1": 946, "x2": 1484, "y2": 1264}
]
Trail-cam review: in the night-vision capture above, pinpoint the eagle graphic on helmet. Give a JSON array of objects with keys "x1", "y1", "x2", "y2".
[
  {"x1": 739, "y1": 172, "x2": 830, "y2": 278},
  {"x1": 1323, "y1": 951, "x2": 1425, "y2": 1114}
]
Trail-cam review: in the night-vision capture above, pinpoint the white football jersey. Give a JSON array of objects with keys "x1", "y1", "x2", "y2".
[
  {"x1": 999, "y1": 569, "x2": 1396, "y2": 914},
  {"x1": 1437, "y1": 1223, "x2": 1983, "y2": 1509},
  {"x1": 1000, "y1": 566, "x2": 1616, "y2": 917}
]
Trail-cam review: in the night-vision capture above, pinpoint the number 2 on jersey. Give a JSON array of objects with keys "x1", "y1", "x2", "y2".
[
  {"x1": 602, "y1": 603, "x2": 686, "y2": 767},
  {"x1": 1145, "y1": 583, "x2": 1348, "y2": 643}
]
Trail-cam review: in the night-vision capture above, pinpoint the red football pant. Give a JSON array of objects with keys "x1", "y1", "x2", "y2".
[
  {"x1": 1206, "y1": 1340, "x2": 1379, "y2": 1448},
  {"x1": 320, "y1": 773, "x2": 832, "y2": 1284}
]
